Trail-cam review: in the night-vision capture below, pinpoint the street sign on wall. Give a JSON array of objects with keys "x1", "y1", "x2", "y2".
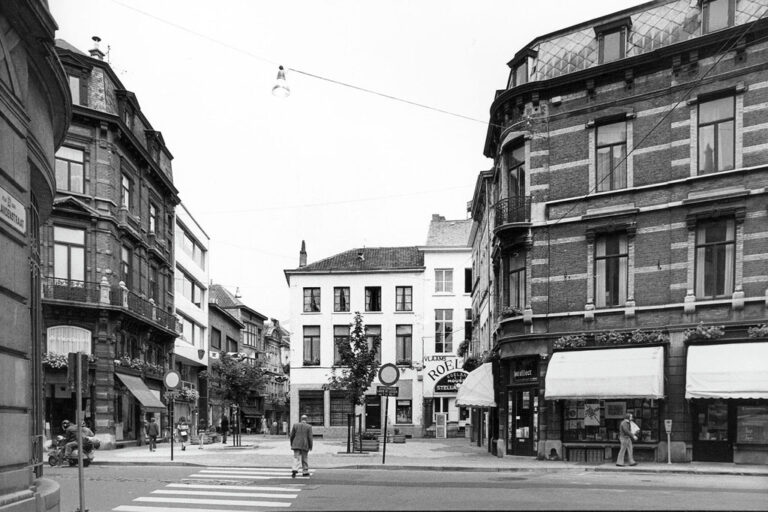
[{"x1": 377, "y1": 386, "x2": 399, "y2": 397}]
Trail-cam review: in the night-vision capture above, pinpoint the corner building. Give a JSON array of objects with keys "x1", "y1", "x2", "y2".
[
  {"x1": 41, "y1": 40, "x2": 180, "y2": 449},
  {"x1": 474, "y1": 0, "x2": 768, "y2": 464}
]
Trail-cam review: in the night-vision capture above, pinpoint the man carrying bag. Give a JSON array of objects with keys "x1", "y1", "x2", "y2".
[{"x1": 616, "y1": 413, "x2": 638, "y2": 466}]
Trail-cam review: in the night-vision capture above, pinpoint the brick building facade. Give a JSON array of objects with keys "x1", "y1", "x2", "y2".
[
  {"x1": 471, "y1": 0, "x2": 768, "y2": 464},
  {"x1": 41, "y1": 40, "x2": 180, "y2": 449}
]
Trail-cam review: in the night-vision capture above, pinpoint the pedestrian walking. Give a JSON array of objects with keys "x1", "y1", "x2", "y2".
[
  {"x1": 198, "y1": 418, "x2": 207, "y2": 450},
  {"x1": 289, "y1": 415, "x2": 313, "y2": 478},
  {"x1": 177, "y1": 417, "x2": 189, "y2": 451},
  {"x1": 261, "y1": 417, "x2": 268, "y2": 435},
  {"x1": 616, "y1": 413, "x2": 638, "y2": 466},
  {"x1": 221, "y1": 415, "x2": 229, "y2": 444},
  {"x1": 146, "y1": 417, "x2": 159, "y2": 452}
]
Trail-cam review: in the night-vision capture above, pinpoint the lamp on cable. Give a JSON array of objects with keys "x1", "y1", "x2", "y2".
[{"x1": 272, "y1": 65, "x2": 290, "y2": 98}]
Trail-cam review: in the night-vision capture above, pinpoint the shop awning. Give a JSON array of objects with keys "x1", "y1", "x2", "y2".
[
  {"x1": 456, "y1": 363, "x2": 496, "y2": 408},
  {"x1": 544, "y1": 346, "x2": 664, "y2": 400},
  {"x1": 686, "y1": 342, "x2": 768, "y2": 399},
  {"x1": 240, "y1": 406, "x2": 261, "y2": 418},
  {"x1": 115, "y1": 373, "x2": 166, "y2": 411}
]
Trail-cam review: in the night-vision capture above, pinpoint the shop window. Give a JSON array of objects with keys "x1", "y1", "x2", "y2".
[
  {"x1": 698, "y1": 96, "x2": 734, "y2": 174},
  {"x1": 395, "y1": 286, "x2": 412, "y2": 311},
  {"x1": 334, "y1": 286, "x2": 350, "y2": 312},
  {"x1": 365, "y1": 325, "x2": 381, "y2": 365},
  {"x1": 703, "y1": 0, "x2": 734, "y2": 34},
  {"x1": 330, "y1": 391, "x2": 354, "y2": 426},
  {"x1": 595, "y1": 233, "x2": 628, "y2": 307},
  {"x1": 435, "y1": 269, "x2": 453, "y2": 293},
  {"x1": 55, "y1": 146, "x2": 85, "y2": 194},
  {"x1": 303, "y1": 287, "x2": 320, "y2": 312},
  {"x1": 396, "y1": 400, "x2": 413, "y2": 424},
  {"x1": 303, "y1": 326, "x2": 320, "y2": 365},
  {"x1": 333, "y1": 325, "x2": 350, "y2": 365},
  {"x1": 698, "y1": 401, "x2": 729, "y2": 441},
  {"x1": 596, "y1": 121, "x2": 627, "y2": 191},
  {"x1": 299, "y1": 390, "x2": 324, "y2": 426},
  {"x1": 435, "y1": 309, "x2": 453, "y2": 353},
  {"x1": 695, "y1": 218, "x2": 735, "y2": 299},
  {"x1": 365, "y1": 286, "x2": 381, "y2": 312},
  {"x1": 736, "y1": 405, "x2": 768, "y2": 444},
  {"x1": 563, "y1": 399, "x2": 659, "y2": 443},
  {"x1": 395, "y1": 325, "x2": 412, "y2": 365}
]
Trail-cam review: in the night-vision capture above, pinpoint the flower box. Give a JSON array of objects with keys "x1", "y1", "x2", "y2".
[{"x1": 354, "y1": 439, "x2": 380, "y2": 452}]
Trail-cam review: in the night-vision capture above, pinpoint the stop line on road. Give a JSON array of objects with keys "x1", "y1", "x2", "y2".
[{"x1": 112, "y1": 467, "x2": 309, "y2": 511}]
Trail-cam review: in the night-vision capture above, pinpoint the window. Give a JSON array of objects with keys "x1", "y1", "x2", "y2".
[
  {"x1": 121, "y1": 245, "x2": 132, "y2": 288},
  {"x1": 243, "y1": 322, "x2": 258, "y2": 347},
  {"x1": 506, "y1": 252, "x2": 526, "y2": 310},
  {"x1": 210, "y1": 328, "x2": 221, "y2": 350},
  {"x1": 149, "y1": 203, "x2": 158, "y2": 234},
  {"x1": 396, "y1": 325, "x2": 412, "y2": 365},
  {"x1": 299, "y1": 390, "x2": 324, "y2": 426},
  {"x1": 303, "y1": 326, "x2": 320, "y2": 365},
  {"x1": 180, "y1": 315, "x2": 203, "y2": 346},
  {"x1": 365, "y1": 325, "x2": 381, "y2": 365},
  {"x1": 435, "y1": 309, "x2": 453, "y2": 353},
  {"x1": 395, "y1": 286, "x2": 412, "y2": 311},
  {"x1": 149, "y1": 265, "x2": 159, "y2": 302},
  {"x1": 703, "y1": 0, "x2": 733, "y2": 33},
  {"x1": 226, "y1": 336, "x2": 238, "y2": 353},
  {"x1": 121, "y1": 174, "x2": 132, "y2": 210},
  {"x1": 303, "y1": 288, "x2": 320, "y2": 312},
  {"x1": 596, "y1": 121, "x2": 627, "y2": 191},
  {"x1": 333, "y1": 325, "x2": 350, "y2": 365},
  {"x1": 396, "y1": 400, "x2": 412, "y2": 424},
  {"x1": 505, "y1": 145, "x2": 526, "y2": 199},
  {"x1": 176, "y1": 270, "x2": 203, "y2": 307},
  {"x1": 464, "y1": 268, "x2": 472, "y2": 294},
  {"x1": 595, "y1": 233, "x2": 628, "y2": 307},
  {"x1": 435, "y1": 269, "x2": 453, "y2": 293},
  {"x1": 176, "y1": 223, "x2": 206, "y2": 268},
  {"x1": 334, "y1": 287, "x2": 350, "y2": 312},
  {"x1": 695, "y1": 219, "x2": 735, "y2": 299},
  {"x1": 433, "y1": 397, "x2": 451, "y2": 421},
  {"x1": 55, "y1": 147, "x2": 84, "y2": 194},
  {"x1": 365, "y1": 286, "x2": 381, "y2": 312},
  {"x1": 68, "y1": 74, "x2": 87, "y2": 106},
  {"x1": 563, "y1": 399, "x2": 659, "y2": 443},
  {"x1": 698, "y1": 96, "x2": 734, "y2": 174},
  {"x1": 465, "y1": 309, "x2": 473, "y2": 344},
  {"x1": 53, "y1": 226, "x2": 85, "y2": 282},
  {"x1": 599, "y1": 29, "x2": 625, "y2": 63},
  {"x1": 330, "y1": 391, "x2": 354, "y2": 426}
]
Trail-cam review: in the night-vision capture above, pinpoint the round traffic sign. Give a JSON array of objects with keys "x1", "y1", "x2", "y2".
[
  {"x1": 164, "y1": 370, "x2": 181, "y2": 390},
  {"x1": 378, "y1": 363, "x2": 399, "y2": 386}
]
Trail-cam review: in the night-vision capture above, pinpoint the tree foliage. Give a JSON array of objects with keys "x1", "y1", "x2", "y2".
[
  {"x1": 328, "y1": 312, "x2": 380, "y2": 406},
  {"x1": 201, "y1": 353, "x2": 267, "y2": 406}
]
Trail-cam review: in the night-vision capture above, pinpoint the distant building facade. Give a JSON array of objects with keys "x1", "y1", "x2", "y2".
[
  {"x1": 473, "y1": 0, "x2": 768, "y2": 463},
  {"x1": 206, "y1": 300, "x2": 243, "y2": 429},
  {"x1": 42, "y1": 39, "x2": 180, "y2": 449},
  {"x1": 0, "y1": 1, "x2": 70, "y2": 510}
]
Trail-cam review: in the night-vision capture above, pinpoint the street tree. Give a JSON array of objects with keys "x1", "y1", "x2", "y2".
[{"x1": 328, "y1": 311, "x2": 380, "y2": 451}]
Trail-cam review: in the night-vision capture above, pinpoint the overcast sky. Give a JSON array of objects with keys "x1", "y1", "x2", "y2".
[{"x1": 51, "y1": 0, "x2": 643, "y2": 323}]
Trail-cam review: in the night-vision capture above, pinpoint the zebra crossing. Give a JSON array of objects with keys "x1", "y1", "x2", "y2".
[{"x1": 113, "y1": 466, "x2": 312, "y2": 511}]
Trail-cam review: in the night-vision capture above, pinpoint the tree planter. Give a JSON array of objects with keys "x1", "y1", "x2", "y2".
[
  {"x1": 354, "y1": 439, "x2": 380, "y2": 452},
  {"x1": 391, "y1": 435, "x2": 406, "y2": 443}
]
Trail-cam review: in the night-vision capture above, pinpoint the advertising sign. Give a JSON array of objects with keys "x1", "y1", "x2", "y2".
[
  {"x1": 377, "y1": 386, "x2": 399, "y2": 397},
  {"x1": 434, "y1": 370, "x2": 468, "y2": 393}
]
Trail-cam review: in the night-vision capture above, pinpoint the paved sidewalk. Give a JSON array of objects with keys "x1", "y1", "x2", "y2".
[{"x1": 88, "y1": 435, "x2": 768, "y2": 477}]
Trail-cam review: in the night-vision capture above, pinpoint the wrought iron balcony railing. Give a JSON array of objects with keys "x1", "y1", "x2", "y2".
[{"x1": 493, "y1": 196, "x2": 532, "y2": 230}]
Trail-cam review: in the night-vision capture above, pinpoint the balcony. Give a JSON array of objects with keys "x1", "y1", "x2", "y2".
[
  {"x1": 42, "y1": 276, "x2": 178, "y2": 334},
  {"x1": 493, "y1": 196, "x2": 532, "y2": 235}
]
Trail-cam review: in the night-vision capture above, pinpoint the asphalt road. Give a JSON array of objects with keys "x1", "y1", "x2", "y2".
[{"x1": 46, "y1": 464, "x2": 768, "y2": 511}]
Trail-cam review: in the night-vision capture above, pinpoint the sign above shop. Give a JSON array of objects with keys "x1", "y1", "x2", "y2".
[
  {"x1": 511, "y1": 357, "x2": 539, "y2": 383},
  {"x1": 377, "y1": 386, "x2": 399, "y2": 397},
  {"x1": 434, "y1": 370, "x2": 468, "y2": 393}
]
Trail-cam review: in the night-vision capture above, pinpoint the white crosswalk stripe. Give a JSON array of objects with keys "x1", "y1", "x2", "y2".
[{"x1": 113, "y1": 467, "x2": 308, "y2": 511}]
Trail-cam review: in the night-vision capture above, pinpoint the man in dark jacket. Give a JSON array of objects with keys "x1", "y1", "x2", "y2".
[
  {"x1": 221, "y1": 415, "x2": 229, "y2": 444},
  {"x1": 146, "y1": 417, "x2": 160, "y2": 452},
  {"x1": 616, "y1": 413, "x2": 637, "y2": 466},
  {"x1": 289, "y1": 415, "x2": 313, "y2": 478}
]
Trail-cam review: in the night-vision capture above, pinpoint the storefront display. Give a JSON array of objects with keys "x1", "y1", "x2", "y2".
[{"x1": 562, "y1": 399, "x2": 659, "y2": 443}]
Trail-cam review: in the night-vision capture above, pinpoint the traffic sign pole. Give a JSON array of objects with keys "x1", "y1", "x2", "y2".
[{"x1": 382, "y1": 395, "x2": 389, "y2": 465}]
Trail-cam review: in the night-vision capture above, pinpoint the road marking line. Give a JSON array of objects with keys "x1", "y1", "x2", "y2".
[
  {"x1": 199, "y1": 468, "x2": 313, "y2": 474},
  {"x1": 153, "y1": 489, "x2": 298, "y2": 499},
  {"x1": 167, "y1": 483, "x2": 300, "y2": 492},
  {"x1": 115, "y1": 507, "x2": 268, "y2": 512},
  {"x1": 135, "y1": 496, "x2": 292, "y2": 507},
  {"x1": 186, "y1": 474, "x2": 296, "y2": 480}
]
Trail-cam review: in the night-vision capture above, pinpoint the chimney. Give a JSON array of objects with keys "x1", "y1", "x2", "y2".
[
  {"x1": 431, "y1": 213, "x2": 445, "y2": 222},
  {"x1": 89, "y1": 36, "x2": 105, "y2": 60},
  {"x1": 357, "y1": 249, "x2": 365, "y2": 262},
  {"x1": 299, "y1": 240, "x2": 307, "y2": 268}
]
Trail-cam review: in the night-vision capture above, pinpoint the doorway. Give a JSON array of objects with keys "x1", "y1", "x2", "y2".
[
  {"x1": 692, "y1": 400, "x2": 733, "y2": 462},
  {"x1": 365, "y1": 395, "x2": 381, "y2": 429},
  {"x1": 507, "y1": 387, "x2": 537, "y2": 456}
]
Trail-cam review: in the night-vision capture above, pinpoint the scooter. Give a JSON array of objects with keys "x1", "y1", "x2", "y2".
[{"x1": 48, "y1": 435, "x2": 100, "y2": 467}]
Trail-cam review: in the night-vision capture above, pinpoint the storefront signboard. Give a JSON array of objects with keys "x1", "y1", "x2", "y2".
[
  {"x1": 434, "y1": 370, "x2": 468, "y2": 393},
  {"x1": 511, "y1": 357, "x2": 538, "y2": 384}
]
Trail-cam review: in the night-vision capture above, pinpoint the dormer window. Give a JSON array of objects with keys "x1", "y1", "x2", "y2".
[
  {"x1": 507, "y1": 49, "x2": 537, "y2": 89},
  {"x1": 703, "y1": 0, "x2": 734, "y2": 34},
  {"x1": 595, "y1": 17, "x2": 632, "y2": 64}
]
